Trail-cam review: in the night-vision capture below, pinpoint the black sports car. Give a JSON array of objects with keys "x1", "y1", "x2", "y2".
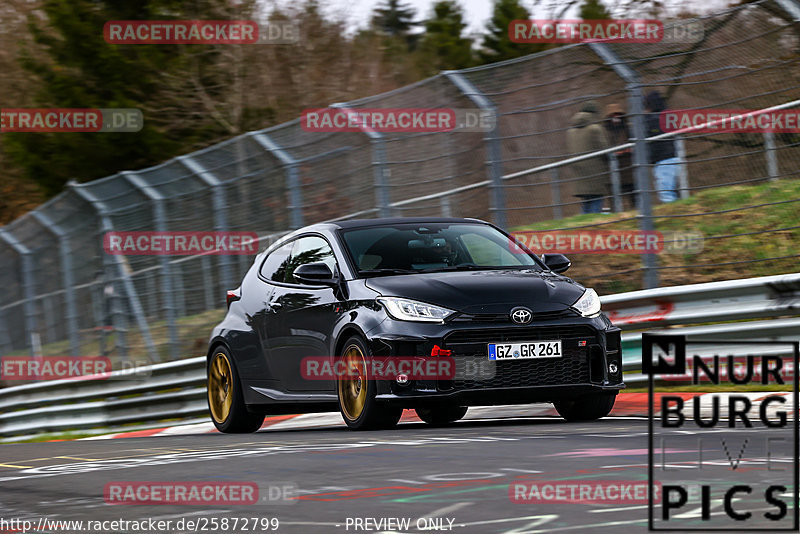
[{"x1": 207, "y1": 217, "x2": 624, "y2": 431}]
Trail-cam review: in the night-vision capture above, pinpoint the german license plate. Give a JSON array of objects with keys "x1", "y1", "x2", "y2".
[{"x1": 488, "y1": 340, "x2": 562, "y2": 360}]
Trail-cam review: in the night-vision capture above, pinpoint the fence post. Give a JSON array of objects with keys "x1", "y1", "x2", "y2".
[
  {"x1": 249, "y1": 132, "x2": 306, "y2": 228},
  {"x1": 674, "y1": 136, "x2": 690, "y2": 198},
  {"x1": 440, "y1": 196, "x2": 452, "y2": 217},
  {"x1": 443, "y1": 71, "x2": 507, "y2": 229},
  {"x1": 550, "y1": 168, "x2": 563, "y2": 220},
  {"x1": 590, "y1": 42, "x2": 659, "y2": 289},
  {"x1": 146, "y1": 270, "x2": 158, "y2": 317},
  {"x1": 608, "y1": 153, "x2": 624, "y2": 212},
  {"x1": 30, "y1": 211, "x2": 81, "y2": 357},
  {"x1": 121, "y1": 172, "x2": 179, "y2": 360},
  {"x1": 764, "y1": 131, "x2": 779, "y2": 182},
  {"x1": 774, "y1": 0, "x2": 800, "y2": 20},
  {"x1": 172, "y1": 263, "x2": 187, "y2": 318},
  {"x1": 69, "y1": 184, "x2": 142, "y2": 360},
  {"x1": 177, "y1": 155, "x2": 232, "y2": 296},
  {"x1": 0, "y1": 308, "x2": 12, "y2": 355},
  {"x1": 0, "y1": 229, "x2": 38, "y2": 357},
  {"x1": 330, "y1": 104, "x2": 392, "y2": 218}
]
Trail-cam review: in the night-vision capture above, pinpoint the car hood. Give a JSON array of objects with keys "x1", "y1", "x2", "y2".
[{"x1": 364, "y1": 269, "x2": 585, "y2": 314}]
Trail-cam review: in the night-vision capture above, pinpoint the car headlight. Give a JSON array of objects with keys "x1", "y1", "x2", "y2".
[
  {"x1": 572, "y1": 288, "x2": 601, "y2": 317},
  {"x1": 377, "y1": 297, "x2": 455, "y2": 323}
]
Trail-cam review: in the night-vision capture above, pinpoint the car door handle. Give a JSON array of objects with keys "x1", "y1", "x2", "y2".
[{"x1": 270, "y1": 302, "x2": 282, "y2": 310}]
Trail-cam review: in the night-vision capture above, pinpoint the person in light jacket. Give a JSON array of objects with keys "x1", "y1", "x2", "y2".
[
  {"x1": 566, "y1": 101, "x2": 610, "y2": 214},
  {"x1": 644, "y1": 90, "x2": 679, "y2": 203}
]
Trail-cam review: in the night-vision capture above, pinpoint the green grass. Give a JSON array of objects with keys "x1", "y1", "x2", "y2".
[{"x1": 511, "y1": 178, "x2": 800, "y2": 294}]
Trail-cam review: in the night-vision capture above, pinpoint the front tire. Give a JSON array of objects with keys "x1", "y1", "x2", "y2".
[
  {"x1": 554, "y1": 392, "x2": 617, "y2": 422},
  {"x1": 207, "y1": 348, "x2": 265, "y2": 433},
  {"x1": 336, "y1": 336, "x2": 402, "y2": 430},
  {"x1": 416, "y1": 406, "x2": 468, "y2": 426}
]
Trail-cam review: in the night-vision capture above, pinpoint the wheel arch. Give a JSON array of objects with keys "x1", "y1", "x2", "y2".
[
  {"x1": 207, "y1": 337, "x2": 231, "y2": 364},
  {"x1": 333, "y1": 325, "x2": 369, "y2": 358}
]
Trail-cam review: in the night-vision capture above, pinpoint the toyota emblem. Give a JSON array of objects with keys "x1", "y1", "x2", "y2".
[{"x1": 510, "y1": 307, "x2": 533, "y2": 324}]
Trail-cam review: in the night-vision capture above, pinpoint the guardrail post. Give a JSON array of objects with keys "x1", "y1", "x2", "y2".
[
  {"x1": 30, "y1": 211, "x2": 81, "y2": 357},
  {"x1": 444, "y1": 71, "x2": 507, "y2": 229},
  {"x1": 122, "y1": 172, "x2": 179, "y2": 360},
  {"x1": 177, "y1": 155, "x2": 233, "y2": 297},
  {"x1": 550, "y1": 168, "x2": 563, "y2": 220},
  {"x1": 70, "y1": 182, "x2": 156, "y2": 360},
  {"x1": 249, "y1": 132, "x2": 306, "y2": 228},
  {"x1": 590, "y1": 42, "x2": 659, "y2": 289},
  {"x1": 330, "y1": 104, "x2": 392, "y2": 218},
  {"x1": 0, "y1": 229, "x2": 38, "y2": 357},
  {"x1": 764, "y1": 131, "x2": 779, "y2": 182},
  {"x1": 608, "y1": 153, "x2": 624, "y2": 212},
  {"x1": 675, "y1": 136, "x2": 690, "y2": 199}
]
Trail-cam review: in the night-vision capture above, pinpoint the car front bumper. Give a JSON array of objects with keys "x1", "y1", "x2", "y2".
[{"x1": 366, "y1": 312, "x2": 624, "y2": 407}]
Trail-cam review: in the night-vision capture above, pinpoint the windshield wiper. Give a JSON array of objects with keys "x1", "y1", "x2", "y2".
[
  {"x1": 419, "y1": 263, "x2": 486, "y2": 273},
  {"x1": 359, "y1": 268, "x2": 416, "y2": 277}
]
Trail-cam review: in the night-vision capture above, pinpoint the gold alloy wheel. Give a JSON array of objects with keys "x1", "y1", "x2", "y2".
[
  {"x1": 208, "y1": 352, "x2": 234, "y2": 424},
  {"x1": 338, "y1": 344, "x2": 368, "y2": 421}
]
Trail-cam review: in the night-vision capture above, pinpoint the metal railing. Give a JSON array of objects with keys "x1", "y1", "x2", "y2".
[{"x1": 1, "y1": 273, "x2": 797, "y2": 437}]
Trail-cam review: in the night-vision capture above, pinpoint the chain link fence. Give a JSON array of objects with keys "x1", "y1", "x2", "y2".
[{"x1": 1, "y1": 0, "x2": 798, "y2": 364}]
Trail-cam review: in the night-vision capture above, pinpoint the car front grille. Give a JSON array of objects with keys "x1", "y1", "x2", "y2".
[
  {"x1": 448, "y1": 349, "x2": 589, "y2": 389},
  {"x1": 442, "y1": 325, "x2": 597, "y2": 390}
]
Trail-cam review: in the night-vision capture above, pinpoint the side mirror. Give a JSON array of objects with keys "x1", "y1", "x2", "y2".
[
  {"x1": 293, "y1": 262, "x2": 338, "y2": 286},
  {"x1": 542, "y1": 253, "x2": 571, "y2": 273}
]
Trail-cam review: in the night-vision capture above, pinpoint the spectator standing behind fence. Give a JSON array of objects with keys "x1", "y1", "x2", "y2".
[
  {"x1": 566, "y1": 101, "x2": 610, "y2": 214},
  {"x1": 644, "y1": 90, "x2": 679, "y2": 203},
  {"x1": 604, "y1": 103, "x2": 636, "y2": 210}
]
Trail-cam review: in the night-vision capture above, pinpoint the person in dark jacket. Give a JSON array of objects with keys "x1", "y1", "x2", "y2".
[
  {"x1": 644, "y1": 90, "x2": 679, "y2": 203},
  {"x1": 566, "y1": 101, "x2": 609, "y2": 214},
  {"x1": 604, "y1": 103, "x2": 636, "y2": 209}
]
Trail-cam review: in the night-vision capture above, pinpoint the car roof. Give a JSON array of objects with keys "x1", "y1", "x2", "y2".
[{"x1": 325, "y1": 217, "x2": 487, "y2": 230}]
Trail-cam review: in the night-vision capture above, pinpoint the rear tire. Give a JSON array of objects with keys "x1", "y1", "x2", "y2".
[
  {"x1": 207, "y1": 347, "x2": 265, "y2": 433},
  {"x1": 416, "y1": 406, "x2": 468, "y2": 426},
  {"x1": 336, "y1": 336, "x2": 402, "y2": 430},
  {"x1": 554, "y1": 392, "x2": 616, "y2": 422}
]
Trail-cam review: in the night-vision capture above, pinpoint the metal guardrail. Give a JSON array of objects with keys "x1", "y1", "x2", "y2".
[{"x1": 1, "y1": 273, "x2": 798, "y2": 436}]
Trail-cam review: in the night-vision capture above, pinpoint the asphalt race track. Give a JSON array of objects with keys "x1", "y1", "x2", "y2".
[{"x1": 1, "y1": 409, "x2": 793, "y2": 534}]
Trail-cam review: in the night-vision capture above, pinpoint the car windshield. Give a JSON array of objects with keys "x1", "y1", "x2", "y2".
[{"x1": 341, "y1": 222, "x2": 542, "y2": 276}]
